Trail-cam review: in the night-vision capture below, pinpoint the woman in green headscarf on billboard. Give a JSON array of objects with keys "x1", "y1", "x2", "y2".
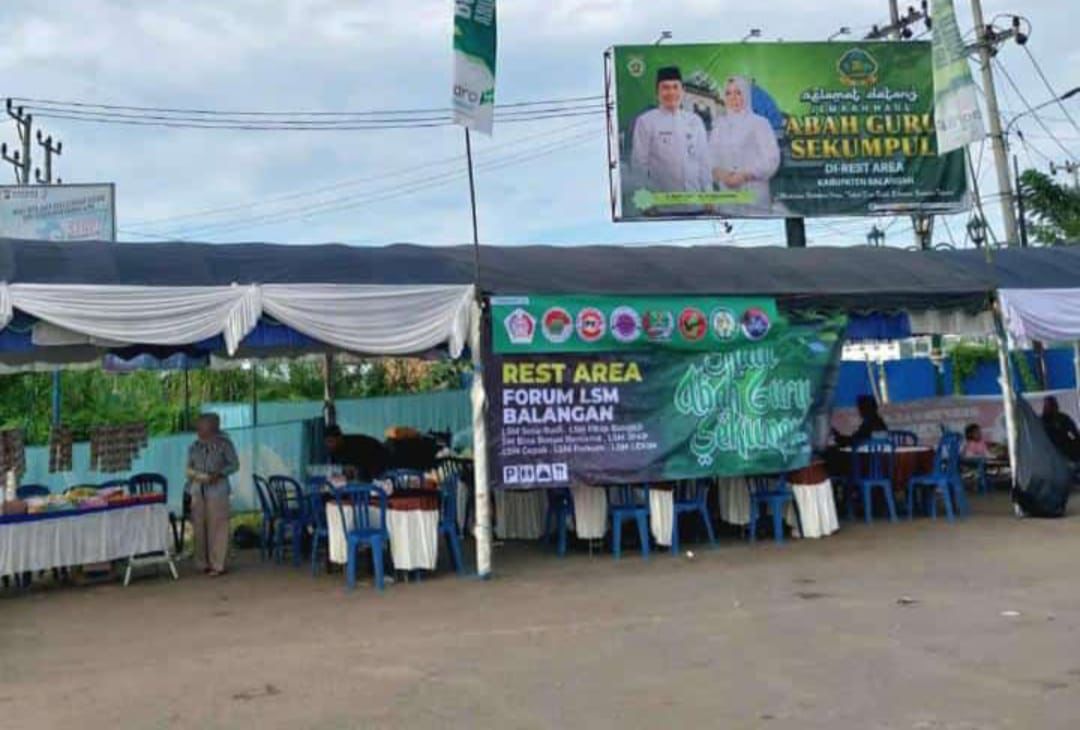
[{"x1": 708, "y1": 75, "x2": 781, "y2": 215}]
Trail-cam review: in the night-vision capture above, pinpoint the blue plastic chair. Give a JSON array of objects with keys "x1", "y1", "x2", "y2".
[
  {"x1": 306, "y1": 485, "x2": 331, "y2": 576},
  {"x1": 15, "y1": 484, "x2": 49, "y2": 499},
  {"x1": 436, "y1": 457, "x2": 473, "y2": 536},
  {"x1": 907, "y1": 433, "x2": 962, "y2": 522},
  {"x1": 543, "y1": 488, "x2": 574, "y2": 557},
  {"x1": 268, "y1": 475, "x2": 308, "y2": 566},
  {"x1": 438, "y1": 474, "x2": 465, "y2": 574},
  {"x1": 252, "y1": 475, "x2": 277, "y2": 562},
  {"x1": 670, "y1": 479, "x2": 716, "y2": 554},
  {"x1": 129, "y1": 472, "x2": 167, "y2": 497},
  {"x1": 606, "y1": 485, "x2": 651, "y2": 560},
  {"x1": 889, "y1": 430, "x2": 919, "y2": 447},
  {"x1": 129, "y1": 473, "x2": 185, "y2": 552},
  {"x1": 962, "y1": 457, "x2": 991, "y2": 495},
  {"x1": 747, "y1": 475, "x2": 802, "y2": 544},
  {"x1": 849, "y1": 438, "x2": 899, "y2": 523},
  {"x1": 332, "y1": 485, "x2": 389, "y2": 591}
]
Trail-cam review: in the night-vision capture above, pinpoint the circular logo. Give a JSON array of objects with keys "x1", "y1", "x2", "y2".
[
  {"x1": 678, "y1": 307, "x2": 708, "y2": 342},
  {"x1": 541, "y1": 307, "x2": 573, "y2": 344},
  {"x1": 710, "y1": 308, "x2": 738, "y2": 341},
  {"x1": 609, "y1": 306, "x2": 642, "y2": 344},
  {"x1": 742, "y1": 307, "x2": 772, "y2": 341},
  {"x1": 642, "y1": 310, "x2": 674, "y2": 342},
  {"x1": 627, "y1": 56, "x2": 646, "y2": 78},
  {"x1": 576, "y1": 307, "x2": 606, "y2": 343}
]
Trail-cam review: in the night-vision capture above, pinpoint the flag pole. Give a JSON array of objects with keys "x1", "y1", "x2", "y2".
[{"x1": 465, "y1": 128, "x2": 482, "y2": 300}]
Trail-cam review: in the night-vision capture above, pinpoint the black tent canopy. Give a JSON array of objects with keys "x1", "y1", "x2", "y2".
[{"x1": 0, "y1": 239, "x2": 996, "y2": 311}]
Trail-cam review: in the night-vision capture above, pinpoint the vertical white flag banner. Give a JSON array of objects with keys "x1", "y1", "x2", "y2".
[
  {"x1": 932, "y1": 0, "x2": 986, "y2": 153},
  {"x1": 452, "y1": 0, "x2": 497, "y2": 135}
]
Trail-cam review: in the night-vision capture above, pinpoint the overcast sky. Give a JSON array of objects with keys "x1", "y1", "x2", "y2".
[{"x1": 0, "y1": 0, "x2": 1076, "y2": 249}]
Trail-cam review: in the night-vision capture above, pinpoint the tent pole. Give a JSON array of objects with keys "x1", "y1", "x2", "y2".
[
  {"x1": 1073, "y1": 342, "x2": 1080, "y2": 402},
  {"x1": 993, "y1": 299, "x2": 1019, "y2": 490},
  {"x1": 470, "y1": 300, "x2": 492, "y2": 578}
]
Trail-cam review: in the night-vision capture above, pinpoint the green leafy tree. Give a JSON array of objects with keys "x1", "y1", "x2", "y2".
[{"x1": 1020, "y1": 169, "x2": 1080, "y2": 245}]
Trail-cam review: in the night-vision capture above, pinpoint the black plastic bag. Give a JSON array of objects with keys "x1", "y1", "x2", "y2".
[{"x1": 1013, "y1": 396, "x2": 1071, "y2": 518}]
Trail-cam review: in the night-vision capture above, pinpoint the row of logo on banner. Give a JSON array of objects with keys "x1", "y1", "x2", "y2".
[{"x1": 504, "y1": 305, "x2": 772, "y2": 347}]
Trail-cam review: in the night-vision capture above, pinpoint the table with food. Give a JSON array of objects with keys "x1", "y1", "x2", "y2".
[{"x1": 0, "y1": 485, "x2": 174, "y2": 580}]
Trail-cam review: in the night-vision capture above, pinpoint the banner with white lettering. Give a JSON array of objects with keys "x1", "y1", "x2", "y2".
[
  {"x1": 483, "y1": 295, "x2": 845, "y2": 489},
  {"x1": 452, "y1": 0, "x2": 497, "y2": 134}
]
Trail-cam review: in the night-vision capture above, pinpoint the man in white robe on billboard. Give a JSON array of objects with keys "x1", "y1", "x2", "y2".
[{"x1": 630, "y1": 66, "x2": 712, "y2": 202}]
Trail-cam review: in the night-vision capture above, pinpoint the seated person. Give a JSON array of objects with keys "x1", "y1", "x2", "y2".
[
  {"x1": 1042, "y1": 396, "x2": 1080, "y2": 462},
  {"x1": 832, "y1": 395, "x2": 888, "y2": 447},
  {"x1": 961, "y1": 423, "x2": 991, "y2": 460},
  {"x1": 324, "y1": 425, "x2": 389, "y2": 482}
]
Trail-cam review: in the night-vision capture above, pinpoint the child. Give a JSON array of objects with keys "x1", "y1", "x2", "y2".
[{"x1": 962, "y1": 423, "x2": 991, "y2": 460}]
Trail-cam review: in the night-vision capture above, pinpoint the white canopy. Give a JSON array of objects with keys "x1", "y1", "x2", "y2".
[{"x1": 998, "y1": 288, "x2": 1080, "y2": 347}]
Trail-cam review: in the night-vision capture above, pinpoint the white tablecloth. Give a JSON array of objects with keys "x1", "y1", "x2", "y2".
[
  {"x1": 326, "y1": 504, "x2": 439, "y2": 571},
  {"x1": 649, "y1": 490, "x2": 674, "y2": 547},
  {"x1": 494, "y1": 490, "x2": 546, "y2": 540},
  {"x1": 570, "y1": 486, "x2": 607, "y2": 539},
  {"x1": 0, "y1": 503, "x2": 171, "y2": 577},
  {"x1": 717, "y1": 478, "x2": 751, "y2": 526},
  {"x1": 785, "y1": 480, "x2": 840, "y2": 539}
]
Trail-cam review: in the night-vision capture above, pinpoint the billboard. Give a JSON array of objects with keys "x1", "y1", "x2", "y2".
[
  {"x1": 0, "y1": 183, "x2": 116, "y2": 241},
  {"x1": 606, "y1": 42, "x2": 969, "y2": 221},
  {"x1": 484, "y1": 295, "x2": 845, "y2": 489}
]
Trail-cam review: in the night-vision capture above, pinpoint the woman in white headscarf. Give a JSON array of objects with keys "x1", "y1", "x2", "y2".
[{"x1": 709, "y1": 75, "x2": 782, "y2": 214}]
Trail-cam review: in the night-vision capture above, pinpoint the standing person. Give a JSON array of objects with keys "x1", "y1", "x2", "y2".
[
  {"x1": 709, "y1": 75, "x2": 782, "y2": 214},
  {"x1": 630, "y1": 66, "x2": 712, "y2": 196},
  {"x1": 1042, "y1": 396, "x2": 1080, "y2": 461},
  {"x1": 186, "y1": 413, "x2": 239, "y2": 576}
]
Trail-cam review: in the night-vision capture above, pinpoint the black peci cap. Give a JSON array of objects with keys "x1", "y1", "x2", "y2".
[{"x1": 656, "y1": 66, "x2": 682, "y2": 85}]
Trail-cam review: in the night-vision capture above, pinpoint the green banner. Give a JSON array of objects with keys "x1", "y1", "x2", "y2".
[
  {"x1": 932, "y1": 0, "x2": 986, "y2": 153},
  {"x1": 485, "y1": 296, "x2": 845, "y2": 489},
  {"x1": 453, "y1": 0, "x2": 497, "y2": 134},
  {"x1": 610, "y1": 41, "x2": 968, "y2": 220}
]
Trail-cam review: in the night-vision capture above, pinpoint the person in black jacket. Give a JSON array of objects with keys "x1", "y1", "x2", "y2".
[
  {"x1": 833, "y1": 395, "x2": 888, "y2": 447},
  {"x1": 1042, "y1": 396, "x2": 1080, "y2": 462}
]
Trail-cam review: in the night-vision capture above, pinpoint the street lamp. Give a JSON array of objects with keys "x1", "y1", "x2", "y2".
[
  {"x1": 828, "y1": 27, "x2": 851, "y2": 41},
  {"x1": 913, "y1": 214, "x2": 933, "y2": 250},
  {"x1": 967, "y1": 216, "x2": 987, "y2": 248},
  {"x1": 867, "y1": 225, "x2": 886, "y2": 248},
  {"x1": 1005, "y1": 86, "x2": 1080, "y2": 138},
  {"x1": 741, "y1": 28, "x2": 762, "y2": 43},
  {"x1": 654, "y1": 31, "x2": 672, "y2": 45}
]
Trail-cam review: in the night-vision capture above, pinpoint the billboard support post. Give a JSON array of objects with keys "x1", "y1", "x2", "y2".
[{"x1": 784, "y1": 218, "x2": 806, "y2": 248}]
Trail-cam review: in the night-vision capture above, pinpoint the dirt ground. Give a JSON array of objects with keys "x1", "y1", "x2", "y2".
[{"x1": 2, "y1": 492, "x2": 1079, "y2": 730}]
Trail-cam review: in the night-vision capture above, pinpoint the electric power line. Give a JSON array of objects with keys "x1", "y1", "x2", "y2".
[
  {"x1": 136, "y1": 128, "x2": 602, "y2": 239},
  {"x1": 993, "y1": 57, "x2": 1077, "y2": 160},
  {"x1": 125, "y1": 117, "x2": 600, "y2": 229},
  {"x1": 1021, "y1": 45, "x2": 1080, "y2": 137}
]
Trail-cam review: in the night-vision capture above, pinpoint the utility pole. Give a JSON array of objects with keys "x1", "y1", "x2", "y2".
[
  {"x1": 0, "y1": 99, "x2": 32, "y2": 183},
  {"x1": 34, "y1": 131, "x2": 62, "y2": 185},
  {"x1": 971, "y1": 1, "x2": 1019, "y2": 245},
  {"x1": 1050, "y1": 160, "x2": 1080, "y2": 190},
  {"x1": 868, "y1": 2, "x2": 934, "y2": 248},
  {"x1": 865, "y1": 0, "x2": 929, "y2": 40},
  {"x1": 3, "y1": 99, "x2": 68, "y2": 427}
]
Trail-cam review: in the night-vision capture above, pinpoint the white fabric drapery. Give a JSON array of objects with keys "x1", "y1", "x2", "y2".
[
  {"x1": 262, "y1": 284, "x2": 473, "y2": 358},
  {"x1": 998, "y1": 288, "x2": 1080, "y2": 347},
  {"x1": 0, "y1": 282, "x2": 473, "y2": 357}
]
